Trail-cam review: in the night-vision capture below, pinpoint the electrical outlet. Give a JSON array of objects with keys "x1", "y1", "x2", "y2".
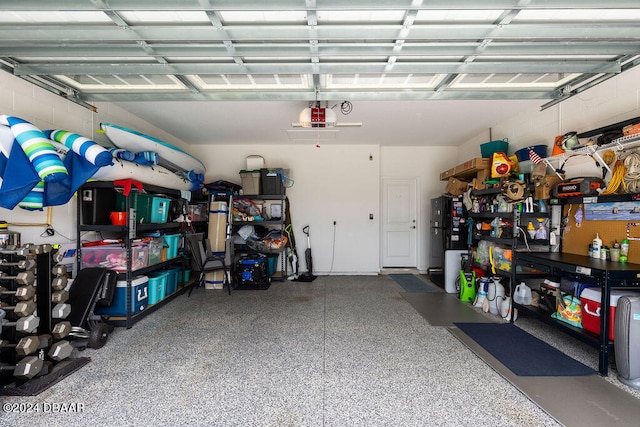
[{"x1": 550, "y1": 232, "x2": 557, "y2": 245}]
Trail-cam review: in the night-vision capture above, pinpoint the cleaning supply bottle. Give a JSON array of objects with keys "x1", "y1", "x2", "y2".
[
  {"x1": 592, "y1": 233, "x2": 602, "y2": 259},
  {"x1": 620, "y1": 237, "x2": 629, "y2": 263}
]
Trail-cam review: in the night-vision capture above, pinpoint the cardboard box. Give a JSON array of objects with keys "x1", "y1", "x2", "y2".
[
  {"x1": 534, "y1": 174, "x2": 561, "y2": 200},
  {"x1": 205, "y1": 271, "x2": 226, "y2": 290},
  {"x1": 445, "y1": 177, "x2": 469, "y2": 196},
  {"x1": 208, "y1": 201, "x2": 228, "y2": 252},
  {"x1": 440, "y1": 167, "x2": 455, "y2": 181},
  {"x1": 454, "y1": 157, "x2": 491, "y2": 179},
  {"x1": 475, "y1": 169, "x2": 490, "y2": 190}
]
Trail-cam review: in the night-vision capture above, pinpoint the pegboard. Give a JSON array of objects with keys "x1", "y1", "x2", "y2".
[{"x1": 561, "y1": 203, "x2": 640, "y2": 263}]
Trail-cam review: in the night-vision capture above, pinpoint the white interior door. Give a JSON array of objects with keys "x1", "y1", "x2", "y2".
[{"x1": 382, "y1": 178, "x2": 417, "y2": 267}]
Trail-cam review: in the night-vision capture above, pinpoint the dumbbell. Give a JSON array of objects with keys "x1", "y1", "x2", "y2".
[
  {"x1": 0, "y1": 336, "x2": 39, "y2": 356},
  {"x1": 0, "y1": 285, "x2": 36, "y2": 301},
  {"x1": 0, "y1": 270, "x2": 35, "y2": 285},
  {"x1": 52, "y1": 321, "x2": 71, "y2": 339},
  {"x1": 0, "y1": 300, "x2": 37, "y2": 317},
  {"x1": 52, "y1": 264, "x2": 67, "y2": 276},
  {"x1": 37, "y1": 334, "x2": 53, "y2": 350},
  {"x1": 22, "y1": 243, "x2": 51, "y2": 254},
  {"x1": 52, "y1": 289, "x2": 69, "y2": 304},
  {"x1": 0, "y1": 246, "x2": 30, "y2": 257},
  {"x1": 52, "y1": 303, "x2": 71, "y2": 319},
  {"x1": 0, "y1": 259, "x2": 36, "y2": 270},
  {"x1": 48, "y1": 340, "x2": 73, "y2": 361},
  {"x1": 1, "y1": 314, "x2": 40, "y2": 333},
  {"x1": 33, "y1": 244, "x2": 52, "y2": 254},
  {"x1": 51, "y1": 276, "x2": 68, "y2": 291},
  {"x1": 0, "y1": 355, "x2": 43, "y2": 379}
]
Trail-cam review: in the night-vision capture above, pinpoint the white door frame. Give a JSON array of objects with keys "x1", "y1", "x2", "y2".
[{"x1": 380, "y1": 177, "x2": 419, "y2": 268}]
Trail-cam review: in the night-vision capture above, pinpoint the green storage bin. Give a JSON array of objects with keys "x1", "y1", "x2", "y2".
[
  {"x1": 267, "y1": 255, "x2": 278, "y2": 276},
  {"x1": 480, "y1": 139, "x2": 509, "y2": 158},
  {"x1": 116, "y1": 192, "x2": 171, "y2": 223}
]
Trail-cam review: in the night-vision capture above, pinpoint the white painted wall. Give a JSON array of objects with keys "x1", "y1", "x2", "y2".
[
  {"x1": 0, "y1": 72, "x2": 190, "y2": 246},
  {"x1": 194, "y1": 144, "x2": 381, "y2": 274},
  {"x1": 458, "y1": 66, "x2": 640, "y2": 158},
  {"x1": 380, "y1": 146, "x2": 461, "y2": 273},
  {"x1": 3, "y1": 64, "x2": 640, "y2": 274}
]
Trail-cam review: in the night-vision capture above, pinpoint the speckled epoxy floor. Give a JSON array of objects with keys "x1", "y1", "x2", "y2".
[{"x1": 1, "y1": 274, "x2": 621, "y2": 426}]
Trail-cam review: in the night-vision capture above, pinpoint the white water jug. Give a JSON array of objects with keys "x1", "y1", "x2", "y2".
[
  {"x1": 498, "y1": 295, "x2": 518, "y2": 321},
  {"x1": 474, "y1": 278, "x2": 489, "y2": 308},
  {"x1": 514, "y1": 282, "x2": 532, "y2": 306},
  {"x1": 487, "y1": 276, "x2": 505, "y2": 315}
]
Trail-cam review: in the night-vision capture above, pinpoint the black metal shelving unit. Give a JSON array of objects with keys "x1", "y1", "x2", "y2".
[
  {"x1": 76, "y1": 181, "x2": 190, "y2": 329},
  {"x1": 230, "y1": 193, "x2": 288, "y2": 284},
  {"x1": 469, "y1": 187, "x2": 550, "y2": 290}
]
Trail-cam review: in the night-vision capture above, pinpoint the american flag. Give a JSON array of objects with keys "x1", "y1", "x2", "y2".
[{"x1": 528, "y1": 147, "x2": 543, "y2": 164}]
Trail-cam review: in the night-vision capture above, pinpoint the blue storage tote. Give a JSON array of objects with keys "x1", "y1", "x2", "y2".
[
  {"x1": 163, "y1": 233, "x2": 181, "y2": 259},
  {"x1": 148, "y1": 271, "x2": 168, "y2": 304},
  {"x1": 165, "y1": 267, "x2": 180, "y2": 294},
  {"x1": 94, "y1": 276, "x2": 149, "y2": 316},
  {"x1": 116, "y1": 192, "x2": 171, "y2": 224},
  {"x1": 515, "y1": 144, "x2": 548, "y2": 162},
  {"x1": 150, "y1": 196, "x2": 171, "y2": 223}
]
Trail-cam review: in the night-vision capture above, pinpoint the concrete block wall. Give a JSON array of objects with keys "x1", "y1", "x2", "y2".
[
  {"x1": 458, "y1": 66, "x2": 640, "y2": 159},
  {"x1": 0, "y1": 72, "x2": 188, "y2": 245}
]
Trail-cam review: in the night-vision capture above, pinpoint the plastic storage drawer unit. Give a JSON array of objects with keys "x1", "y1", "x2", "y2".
[{"x1": 81, "y1": 244, "x2": 148, "y2": 272}]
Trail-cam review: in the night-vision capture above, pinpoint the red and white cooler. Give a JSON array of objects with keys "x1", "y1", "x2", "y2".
[{"x1": 581, "y1": 288, "x2": 640, "y2": 341}]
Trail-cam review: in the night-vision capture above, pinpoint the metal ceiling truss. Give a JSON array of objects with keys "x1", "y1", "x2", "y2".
[{"x1": 0, "y1": 1, "x2": 639, "y2": 109}]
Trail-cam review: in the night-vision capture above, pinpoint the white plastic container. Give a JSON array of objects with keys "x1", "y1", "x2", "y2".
[
  {"x1": 514, "y1": 282, "x2": 532, "y2": 305},
  {"x1": 592, "y1": 233, "x2": 602, "y2": 259}
]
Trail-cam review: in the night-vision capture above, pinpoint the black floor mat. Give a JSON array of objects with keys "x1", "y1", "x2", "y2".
[{"x1": 1, "y1": 357, "x2": 91, "y2": 396}]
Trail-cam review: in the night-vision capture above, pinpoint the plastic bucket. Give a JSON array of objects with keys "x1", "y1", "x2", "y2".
[
  {"x1": 515, "y1": 145, "x2": 548, "y2": 162},
  {"x1": 110, "y1": 211, "x2": 127, "y2": 226},
  {"x1": 480, "y1": 140, "x2": 509, "y2": 158}
]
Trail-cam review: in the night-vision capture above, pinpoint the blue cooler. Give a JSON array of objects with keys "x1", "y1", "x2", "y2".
[{"x1": 95, "y1": 276, "x2": 149, "y2": 316}]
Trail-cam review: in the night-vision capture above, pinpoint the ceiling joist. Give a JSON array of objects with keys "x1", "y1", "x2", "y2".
[{"x1": 0, "y1": 2, "x2": 638, "y2": 105}]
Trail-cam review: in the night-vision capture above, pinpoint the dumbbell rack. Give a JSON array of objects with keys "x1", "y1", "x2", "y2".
[{"x1": 1, "y1": 245, "x2": 88, "y2": 395}]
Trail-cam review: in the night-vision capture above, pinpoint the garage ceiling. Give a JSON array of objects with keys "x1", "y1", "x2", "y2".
[{"x1": 1, "y1": 1, "x2": 639, "y2": 146}]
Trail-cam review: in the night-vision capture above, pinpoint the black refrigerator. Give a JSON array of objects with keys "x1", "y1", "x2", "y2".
[{"x1": 428, "y1": 196, "x2": 468, "y2": 288}]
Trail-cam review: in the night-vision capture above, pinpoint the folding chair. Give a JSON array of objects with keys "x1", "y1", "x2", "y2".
[{"x1": 185, "y1": 233, "x2": 230, "y2": 295}]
